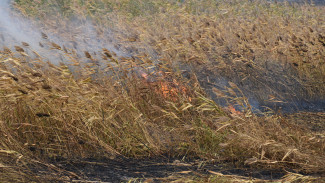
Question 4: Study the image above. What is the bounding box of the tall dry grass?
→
[0,0,324,182]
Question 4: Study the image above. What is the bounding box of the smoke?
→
[0,0,125,65]
[0,0,40,48]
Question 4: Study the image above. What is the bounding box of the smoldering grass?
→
[0,0,324,182]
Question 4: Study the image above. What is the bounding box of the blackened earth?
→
[51,157,288,182]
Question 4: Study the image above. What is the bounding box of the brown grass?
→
[0,0,324,182]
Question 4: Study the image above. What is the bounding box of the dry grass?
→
[113,2,325,104]
[0,0,324,182]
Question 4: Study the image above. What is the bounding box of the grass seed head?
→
[14,46,24,52]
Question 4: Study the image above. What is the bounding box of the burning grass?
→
[0,0,325,182]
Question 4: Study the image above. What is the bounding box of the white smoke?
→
[0,0,41,49]
[0,0,125,64]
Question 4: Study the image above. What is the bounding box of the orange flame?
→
[228,104,241,115]
[140,71,191,101]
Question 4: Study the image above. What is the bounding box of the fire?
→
[139,70,191,101]
[227,104,242,115]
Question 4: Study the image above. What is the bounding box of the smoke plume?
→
[0,0,124,64]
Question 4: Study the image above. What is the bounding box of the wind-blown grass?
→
[0,0,324,182]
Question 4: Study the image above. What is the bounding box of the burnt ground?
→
[285,112,325,132]
[29,112,325,183]
[47,157,288,182]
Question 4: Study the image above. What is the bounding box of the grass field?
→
[0,0,325,182]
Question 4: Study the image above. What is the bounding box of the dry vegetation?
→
[0,0,325,182]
